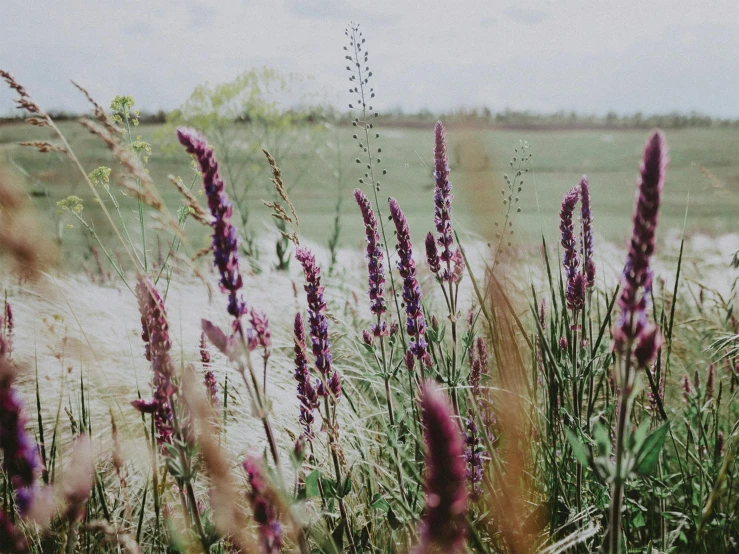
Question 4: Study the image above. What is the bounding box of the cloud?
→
[284,0,392,26]
[1,0,738,117]
[186,2,218,27]
[503,5,550,25]
[123,21,155,36]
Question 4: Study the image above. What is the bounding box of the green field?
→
[2,121,738,269]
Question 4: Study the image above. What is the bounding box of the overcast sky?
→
[3,0,739,117]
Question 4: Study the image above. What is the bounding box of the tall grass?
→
[0,23,737,554]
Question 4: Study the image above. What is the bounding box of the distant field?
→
[1,121,738,269]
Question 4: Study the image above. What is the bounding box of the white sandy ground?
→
[1,230,737,487]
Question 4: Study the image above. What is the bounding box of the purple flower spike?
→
[404,350,416,373]
[579,176,596,288]
[0,510,28,553]
[249,309,271,351]
[293,313,319,439]
[361,329,374,347]
[243,454,282,554]
[132,277,175,445]
[389,198,427,360]
[706,363,715,400]
[681,374,692,404]
[469,338,489,399]
[633,323,662,368]
[354,189,387,317]
[415,382,468,554]
[717,431,725,457]
[560,186,583,310]
[177,128,246,331]
[451,248,465,283]
[425,232,441,276]
[614,130,668,365]
[199,333,218,407]
[296,248,332,376]
[328,371,342,399]
[464,411,485,501]
[0,377,40,517]
[433,122,455,270]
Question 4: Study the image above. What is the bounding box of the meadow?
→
[2,120,739,271]
[0,25,738,554]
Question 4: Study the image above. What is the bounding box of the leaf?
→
[631,419,651,452]
[565,428,590,466]
[387,506,403,530]
[633,421,670,476]
[305,469,320,498]
[340,475,352,498]
[370,494,389,513]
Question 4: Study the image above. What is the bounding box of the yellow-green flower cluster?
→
[56,195,84,215]
[110,95,139,126]
[88,166,111,190]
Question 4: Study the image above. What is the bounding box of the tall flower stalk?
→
[560,183,588,511]
[178,127,281,469]
[131,277,207,543]
[345,24,407,351]
[295,246,356,554]
[389,198,427,364]
[355,188,407,496]
[579,176,595,289]
[132,278,175,445]
[177,128,246,332]
[428,122,466,418]
[292,313,319,440]
[609,130,668,554]
[354,188,387,330]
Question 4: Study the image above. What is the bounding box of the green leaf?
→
[565,428,590,466]
[340,475,352,498]
[370,494,390,513]
[633,421,670,476]
[631,419,651,452]
[632,510,646,529]
[305,469,321,498]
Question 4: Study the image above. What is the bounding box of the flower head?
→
[613,130,668,365]
[425,232,441,276]
[433,122,455,269]
[243,454,282,554]
[0,374,40,516]
[579,176,596,288]
[560,186,583,310]
[296,248,331,373]
[354,189,386,317]
[706,363,715,400]
[389,198,427,360]
[681,374,692,404]
[464,412,485,501]
[293,313,319,439]
[199,333,218,407]
[0,511,27,553]
[177,128,246,330]
[132,277,175,445]
[415,381,468,553]
[249,308,272,351]
[468,338,488,397]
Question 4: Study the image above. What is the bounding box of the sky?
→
[2,0,739,117]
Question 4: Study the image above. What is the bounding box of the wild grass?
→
[0,23,738,554]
